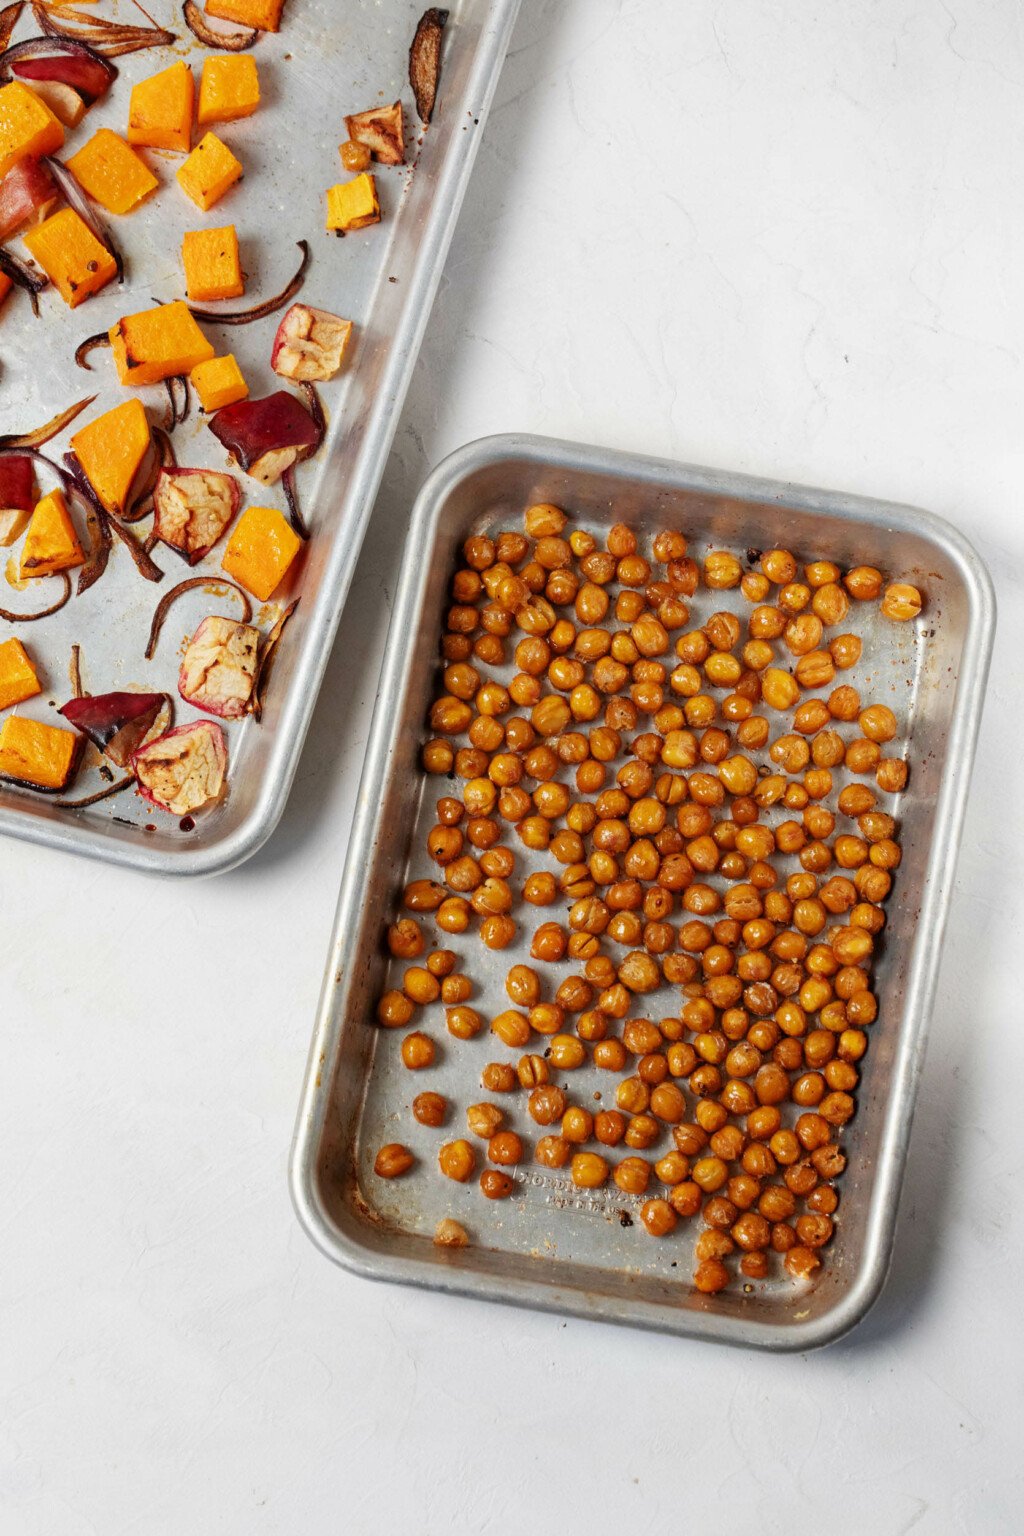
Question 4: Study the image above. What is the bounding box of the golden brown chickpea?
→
[438,1139,476,1182]
[571,1151,610,1188]
[422,738,455,774]
[441,973,473,1005]
[843,565,882,601]
[413,1091,447,1128]
[480,914,517,950]
[881,582,923,621]
[534,1134,571,1168]
[704,551,743,589]
[860,704,897,743]
[517,1053,549,1089]
[466,1102,504,1140]
[482,1062,517,1094]
[387,918,424,959]
[447,1006,483,1041]
[876,757,909,793]
[693,1257,730,1293]
[374,1143,414,1178]
[376,990,414,1029]
[811,583,849,626]
[529,1085,567,1125]
[403,967,441,1006]
[784,1245,822,1280]
[480,1168,515,1200]
[761,668,801,711]
[638,1198,676,1236]
[401,1032,436,1070]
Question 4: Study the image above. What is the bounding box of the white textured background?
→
[3,2,1023,1531]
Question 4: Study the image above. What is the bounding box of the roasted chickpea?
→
[881,582,923,621]
[413,1091,447,1127]
[482,1061,517,1093]
[438,1140,476,1182]
[571,1151,610,1188]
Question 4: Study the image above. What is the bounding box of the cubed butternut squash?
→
[176,131,242,212]
[0,713,78,791]
[190,353,248,412]
[71,398,151,515]
[0,80,64,179]
[22,207,118,308]
[221,503,300,601]
[66,129,158,215]
[109,300,215,386]
[127,61,193,153]
[198,54,260,124]
[205,0,286,32]
[182,224,244,302]
[0,638,41,712]
[326,173,380,233]
[20,488,84,577]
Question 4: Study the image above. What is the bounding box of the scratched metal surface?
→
[0,0,520,873]
[291,433,995,1348]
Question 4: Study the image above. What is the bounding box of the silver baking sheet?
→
[0,0,520,873]
[290,433,995,1349]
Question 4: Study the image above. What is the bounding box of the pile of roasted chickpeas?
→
[372,502,920,1295]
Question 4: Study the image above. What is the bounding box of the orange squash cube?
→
[0,80,64,179]
[66,129,158,215]
[22,207,118,308]
[71,398,151,515]
[326,173,380,233]
[20,488,84,578]
[127,60,193,153]
[205,0,286,32]
[198,54,260,124]
[109,300,215,387]
[0,714,78,790]
[221,504,300,601]
[182,224,244,302]
[176,131,242,212]
[191,354,248,412]
[0,638,41,712]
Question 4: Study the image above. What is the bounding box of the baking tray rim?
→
[289,431,996,1351]
[0,1,523,881]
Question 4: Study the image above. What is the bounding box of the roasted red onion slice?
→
[74,329,111,369]
[44,155,123,284]
[207,390,321,486]
[0,4,24,55]
[0,393,95,450]
[186,240,309,326]
[2,36,118,99]
[60,690,166,767]
[0,156,57,241]
[54,775,133,809]
[0,243,47,314]
[182,0,256,51]
[31,1,176,57]
[145,575,252,660]
[0,570,71,622]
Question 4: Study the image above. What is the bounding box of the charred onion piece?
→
[1,35,118,99]
[0,4,24,55]
[75,500,111,594]
[75,329,111,370]
[409,8,448,124]
[345,101,404,166]
[0,569,71,622]
[162,372,190,429]
[32,2,176,57]
[54,775,132,809]
[208,390,320,485]
[69,641,83,698]
[0,243,47,315]
[145,575,252,660]
[281,461,307,539]
[0,392,96,450]
[107,513,163,582]
[122,441,162,523]
[252,599,297,721]
[44,155,124,284]
[185,239,309,326]
[60,689,165,766]
[132,719,227,816]
[0,155,57,240]
[181,0,255,51]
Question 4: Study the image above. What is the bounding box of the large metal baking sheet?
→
[0,0,520,874]
[290,433,995,1350]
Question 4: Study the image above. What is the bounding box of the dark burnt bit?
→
[746,547,762,565]
[618,1209,633,1227]
[179,815,196,832]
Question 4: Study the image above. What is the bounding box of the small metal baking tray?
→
[0,0,520,875]
[290,433,995,1349]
